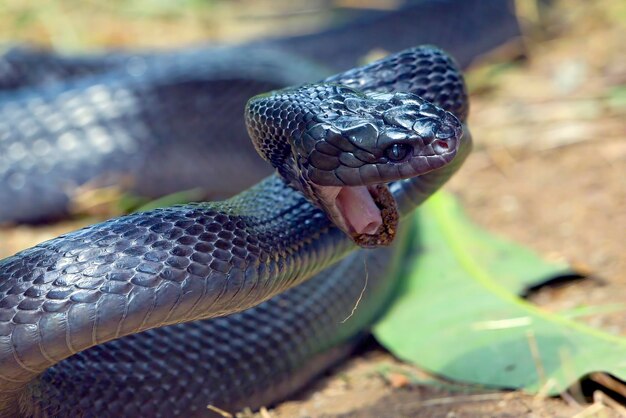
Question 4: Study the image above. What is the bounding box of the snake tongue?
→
[335,186,382,235]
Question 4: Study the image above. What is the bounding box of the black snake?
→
[0,1,520,416]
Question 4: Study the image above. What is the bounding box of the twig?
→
[534,378,557,401]
[561,390,583,409]
[590,372,626,400]
[259,406,272,418]
[560,347,585,405]
[400,392,507,409]
[526,330,546,387]
[594,391,626,417]
[206,404,233,418]
[571,401,606,418]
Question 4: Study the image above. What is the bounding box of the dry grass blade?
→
[594,391,626,417]
[206,404,234,418]
[571,401,607,418]
[399,392,510,410]
[590,373,626,400]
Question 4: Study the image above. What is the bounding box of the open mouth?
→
[316,184,398,248]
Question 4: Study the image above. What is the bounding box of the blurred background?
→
[0,0,624,416]
[0,0,513,50]
[0,0,375,48]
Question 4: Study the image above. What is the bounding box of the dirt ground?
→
[0,1,624,417]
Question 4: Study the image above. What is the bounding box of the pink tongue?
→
[337,186,382,235]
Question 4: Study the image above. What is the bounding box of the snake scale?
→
[0,1,520,416]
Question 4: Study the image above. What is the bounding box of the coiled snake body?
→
[0,43,473,418]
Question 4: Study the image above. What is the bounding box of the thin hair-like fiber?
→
[340,257,369,324]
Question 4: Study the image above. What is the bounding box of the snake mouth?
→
[316,184,398,248]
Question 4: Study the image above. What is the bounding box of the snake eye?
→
[385,143,411,162]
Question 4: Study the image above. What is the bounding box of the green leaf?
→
[374,192,626,394]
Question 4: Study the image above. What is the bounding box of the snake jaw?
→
[315,183,398,248]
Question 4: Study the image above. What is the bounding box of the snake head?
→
[293,90,463,247]
[246,84,463,248]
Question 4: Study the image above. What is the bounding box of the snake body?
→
[0,46,471,417]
